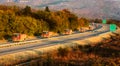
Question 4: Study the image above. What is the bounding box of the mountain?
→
[0,0,120,20]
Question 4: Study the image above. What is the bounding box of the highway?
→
[0,23,110,56]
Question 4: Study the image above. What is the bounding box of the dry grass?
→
[21,34,120,66]
[0,51,40,66]
[0,39,8,44]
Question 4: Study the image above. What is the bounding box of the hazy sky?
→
[0,0,120,19]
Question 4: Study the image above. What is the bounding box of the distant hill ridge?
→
[0,0,120,20]
[3,0,29,3]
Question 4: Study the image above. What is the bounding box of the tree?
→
[23,6,32,16]
[78,18,89,27]
[94,19,102,23]
[45,6,50,12]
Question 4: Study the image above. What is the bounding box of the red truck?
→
[41,31,52,38]
[12,33,27,42]
[64,29,72,35]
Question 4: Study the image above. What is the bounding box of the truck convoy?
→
[11,23,97,41]
[12,33,27,42]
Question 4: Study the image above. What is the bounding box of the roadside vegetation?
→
[0,5,89,40]
[19,34,120,66]
[0,34,119,66]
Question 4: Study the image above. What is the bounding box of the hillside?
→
[0,5,89,40]
[0,0,120,20]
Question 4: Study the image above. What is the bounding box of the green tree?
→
[45,6,50,12]
[14,16,38,36]
[23,6,32,16]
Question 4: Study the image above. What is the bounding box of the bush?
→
[57,47,69,57]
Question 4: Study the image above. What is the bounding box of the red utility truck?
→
[12,33,27,42]
[41,31,52,38]
[64,29,72,35]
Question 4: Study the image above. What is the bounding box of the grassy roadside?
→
[18,34,120,66]
[0,34,120,66]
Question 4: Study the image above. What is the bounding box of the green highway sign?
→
[110,24,117,32]
[102,19,107,24]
